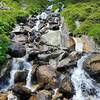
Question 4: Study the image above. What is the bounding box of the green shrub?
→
[0,0,48,64]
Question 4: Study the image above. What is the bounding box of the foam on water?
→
[71,55,100,100]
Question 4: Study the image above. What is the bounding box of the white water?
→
[34,20,40,31]
[71,55,100,100]
[7,57,33,90]
[24,62,32,89]
[9,58,20,87]
[73,37,83,52]
[47,5,53,10]
[8,92,18,100]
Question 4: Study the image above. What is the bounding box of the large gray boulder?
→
[8,43,26,58]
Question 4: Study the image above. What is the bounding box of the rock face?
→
[36,65,57,87]
[8,43,26,58]
[83,53,100,82]
[14,70,28,83]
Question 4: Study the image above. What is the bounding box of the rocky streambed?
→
[0,4,100,100]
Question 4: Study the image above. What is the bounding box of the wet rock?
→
[83,53,100,82]
[36,65,57,87]
[59,76,74,98]
[0,93,8,100]
[14,70,28,83]
[8,43,26,58]
[11,84,32,100]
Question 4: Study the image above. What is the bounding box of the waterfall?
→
[6,57,33,90]
[23,61,33,89]
[71,55,100,100]
[9,58,20,87]
[34,20,40,31]
[73,37,83,52]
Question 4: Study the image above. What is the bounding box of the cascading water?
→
[71,55,100,100]
[70,33,100,100]
[73,37,83,52]
[9,58,20,87]
[1,56,33,91]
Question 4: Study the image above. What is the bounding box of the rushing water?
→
[0,3,100,100]
[73,37,83,52]
[71,55,100,100]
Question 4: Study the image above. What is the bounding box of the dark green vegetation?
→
[52,0,100,44]
[0,0,48,64]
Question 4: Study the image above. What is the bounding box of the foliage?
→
[0,0,48,64]
[60,0,100,44]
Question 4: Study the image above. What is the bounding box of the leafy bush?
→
[60,0,100,44]
[0,0,48,64]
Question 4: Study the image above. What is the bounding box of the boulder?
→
[59,76,74,98]
[83,53,100,82]
[42,30,61,46]
[36,65,57,87]
[11,84,32,100]
[14,70,28,83]
[8,43,26,58]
